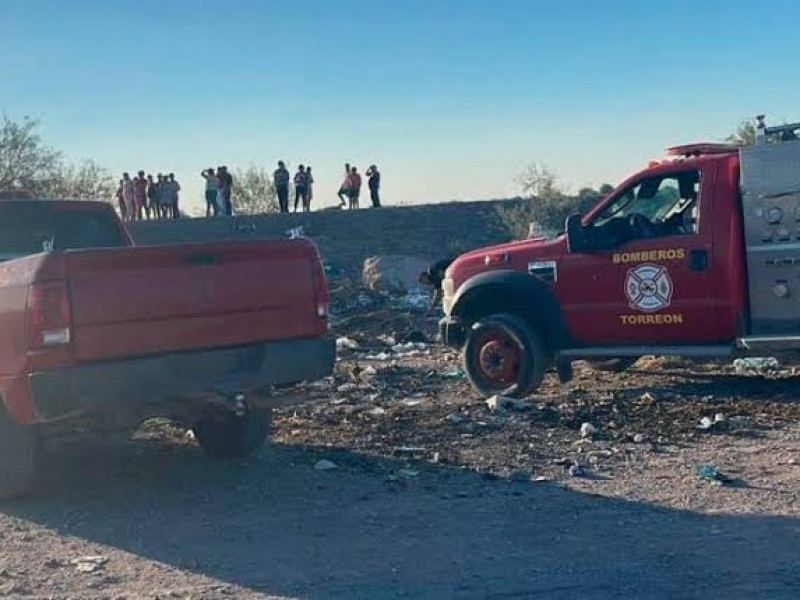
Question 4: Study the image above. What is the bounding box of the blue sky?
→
[2,0,799,213]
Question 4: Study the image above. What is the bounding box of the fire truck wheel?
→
[587,357,638,373]
[193,406,272,459]
[0,406,36,500]
[463,313,547,398]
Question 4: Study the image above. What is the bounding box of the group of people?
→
[336,163,381,210]
[200,166,235,217]
[273,161,314,213]
[116,172,181,221]
[271,161,382,213]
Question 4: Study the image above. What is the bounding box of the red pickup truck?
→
[440,116,800,397]
[0,199,334,498]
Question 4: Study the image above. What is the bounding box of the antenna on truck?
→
[755,114,800,145]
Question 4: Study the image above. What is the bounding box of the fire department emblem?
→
[625,263,673,312]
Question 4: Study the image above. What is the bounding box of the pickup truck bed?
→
[0,200,334,498]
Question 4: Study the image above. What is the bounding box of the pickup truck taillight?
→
[27,281,72,349]
[312,260,329,318]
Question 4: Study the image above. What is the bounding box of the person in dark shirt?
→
[366,165,381,208]
[293,165,308,212]
[419,256,457,308]
[274,161,290,213]
[218,166,233,216]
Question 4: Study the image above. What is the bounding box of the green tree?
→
[0,115,61,195]
[232,166,278,215]
[727,120,756,146]
[0,115,113,200]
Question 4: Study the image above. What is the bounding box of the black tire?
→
[463,313,548,398]
[0,407,36,500]
[588,357,638,373]
[193,406,272,459]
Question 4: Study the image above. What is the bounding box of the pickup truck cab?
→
[0,199,334,498]
[440,116,800,397]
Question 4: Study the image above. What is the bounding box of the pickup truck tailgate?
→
[64,239,325,362]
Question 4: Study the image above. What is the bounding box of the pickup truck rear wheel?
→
[0,408,36,500]
[193,406,272,459]
[463,313,548,398]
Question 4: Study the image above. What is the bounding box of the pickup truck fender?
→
[449,269,571,351]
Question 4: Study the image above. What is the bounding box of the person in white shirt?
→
[201,168,219,217]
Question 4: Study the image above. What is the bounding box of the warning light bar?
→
[664,142,739,157]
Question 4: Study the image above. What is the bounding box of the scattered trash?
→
[360,365,378,378]
[286,226,305,239]
[444,412,464,425]
[697,413,726,430]
[314,459,338,471]
[70,556,108,574]
[336,337,360,350]
[401,396,427,407]
[633,433,646,444]
[532,476,550,482]
[185,429,196,441]
[336,383,359,393]
[568,464,586,478]
[697,465,730,483]
[733,357,780,375]
[367,407,387,417]
[640,392,658,403]
[395,446,426,455]
[395,290,432,312]
[365,352,392,361]
[580,422,597,438]
[442,368,465,380]
[486,395,530,412]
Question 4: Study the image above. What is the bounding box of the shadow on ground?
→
[4,437,800,599]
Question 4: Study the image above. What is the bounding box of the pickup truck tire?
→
[588,358,638,373]
[193,406,272,459]
[0,408,36,500]
[463,313,547,398]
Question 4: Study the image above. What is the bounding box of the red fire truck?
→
[440,116,800,397]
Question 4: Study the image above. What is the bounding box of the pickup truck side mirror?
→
[565,213,588,253]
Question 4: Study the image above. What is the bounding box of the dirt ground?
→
[4,297,800,598]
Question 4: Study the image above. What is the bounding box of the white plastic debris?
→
[697,413,726,430]
[336,337,360,350]
[486,395,529,412]
[580,422,597,438]
[70,556,108,573]
[313,459,338,471]
[733,357,780,375]
[633,433,645,444]
[367,407,387,417]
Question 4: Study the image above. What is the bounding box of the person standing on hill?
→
[337,162,351,208]
[202,168,219,217]
[217,166,233,216]
[305,166,314,212]
[146,174,159,220]
[115,180,127,221]
[133,171,147,220]
[293,165,308,212]
[347,166,362,210]
[121,173,135,221]
[167,173,181,219]
[366,165,381,208]
[273,161,290,213]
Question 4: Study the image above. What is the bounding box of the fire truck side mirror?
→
[565,213,588,253]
